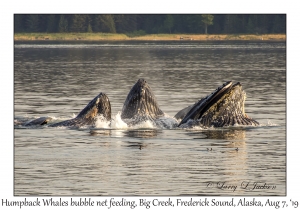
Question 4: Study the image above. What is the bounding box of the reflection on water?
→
[89,129,111,136]
[14,41,286,196]
[203,129,247,140]
[89,129,160,139]
[124,129,160,139]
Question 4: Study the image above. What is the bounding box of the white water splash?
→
[111,112,128,129]
[45,115,61,121]
[186,126,205,131]
[131,120,155,129]
[94,115,111,129]
[266,120,277,126]
[111,112,157,129]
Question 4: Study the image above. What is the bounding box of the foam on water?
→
[111,112,128,129]
[111,113,179,130]
[94,115,111,129]
[111,112,157,129]
[259,120,278,127]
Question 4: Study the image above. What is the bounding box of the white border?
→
[3,1,298,209]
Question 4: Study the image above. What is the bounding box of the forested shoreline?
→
[14,33,285,41]
[14,14,286,35]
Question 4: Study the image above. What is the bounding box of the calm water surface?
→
[14,41,286,196]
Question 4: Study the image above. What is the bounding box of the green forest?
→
[14,14,286,35]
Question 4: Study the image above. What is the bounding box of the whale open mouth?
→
[178,81,233,126]
[121,78,164,120]
[177,81,259,127]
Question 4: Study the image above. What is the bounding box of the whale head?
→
[121,78,164,121]
[178,81,259,127]
[76,92,111,123]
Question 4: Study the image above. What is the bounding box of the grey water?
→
[14,40,286,196]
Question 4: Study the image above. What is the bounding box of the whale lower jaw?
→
[210,115,259,127]
[49,117,98,128]
[179,115,259,128]
[122,115,156,127]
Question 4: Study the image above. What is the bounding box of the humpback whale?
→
[20,79,258,129]
[23,92,111,127]
[121,78,167,127]
[175,81,259,128]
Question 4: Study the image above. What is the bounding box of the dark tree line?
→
[14,14,286,34]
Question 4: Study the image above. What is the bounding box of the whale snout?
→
[137,78,147,84]
[96,92,111,121]
[136,78,149,89]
